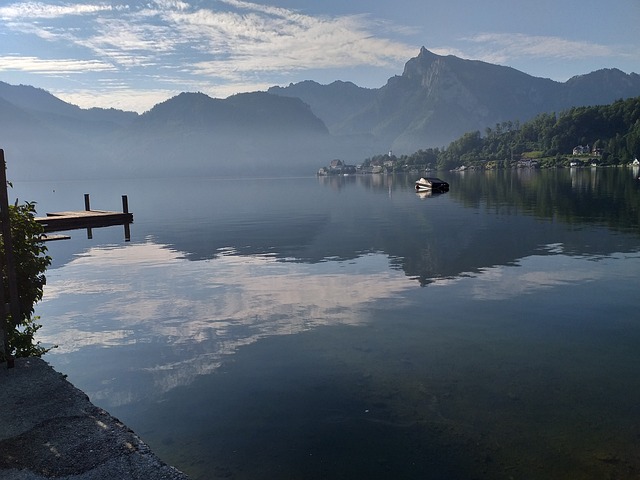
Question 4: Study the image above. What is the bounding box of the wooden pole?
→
[122,195,130,241]
[0,150,21,368]
[84,194,93,239]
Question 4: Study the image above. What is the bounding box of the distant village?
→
[317,152,417,176]
[317,159,375,176]
[317,145,639,175]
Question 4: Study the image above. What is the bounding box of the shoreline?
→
[0,357,189,480]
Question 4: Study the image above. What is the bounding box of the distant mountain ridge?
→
[268,80,377,133]
[0,86,332,179]
[140,91,328,134]
[0,81,137,127]
[564,68,640,105]
[269,47,640,151]
[1,48,639,180]
[110,91,332,178]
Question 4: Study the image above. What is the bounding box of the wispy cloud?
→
[0,0,414,78]
[0,55,115,74]
[157,1,415,79]
[0,2,116,20]
[469,253,600,301]
[457,32,615,64]
[39,242,413,401]
[0,0,416,110]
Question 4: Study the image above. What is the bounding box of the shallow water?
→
[14,168,640,479]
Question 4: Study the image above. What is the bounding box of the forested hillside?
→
[367,96,640,171]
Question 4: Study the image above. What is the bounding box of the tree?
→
[1,199,52,362]
[626,120,640,160]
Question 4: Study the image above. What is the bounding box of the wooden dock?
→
[34,194,133,240]
[35,209,133,233]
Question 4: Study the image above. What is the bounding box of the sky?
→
[0,0,638,113]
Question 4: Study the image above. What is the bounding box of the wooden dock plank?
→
[35,210,133,233]
[44,210,121,218]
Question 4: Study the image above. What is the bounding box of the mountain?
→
[0,87,336,179]
[0,81,136,129]
[268,81,377,134]
[2,47,640,180]
[105,91,336,178]
[0,82,138,180]
[564,68,640,105]
[137,91,328,134]
[269,47,640,152]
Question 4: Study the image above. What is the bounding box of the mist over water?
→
[14,168,640,479]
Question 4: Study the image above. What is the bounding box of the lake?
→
[13,167,640,479]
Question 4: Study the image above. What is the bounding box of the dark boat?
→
[415,177,449,192]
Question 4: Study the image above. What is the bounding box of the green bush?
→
[1,200,52,361]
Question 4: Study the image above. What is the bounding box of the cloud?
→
[0,55,115,74]
[469,253,601,301]
[0,0,415,84]
[0,0,418,110]
[459,32,615,64]
[153,0,190,10]
[159,1,414,80]
[37,241,414,402]
[0,2,115,20]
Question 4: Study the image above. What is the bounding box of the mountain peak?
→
[418,46,438,58]
[567,67,637,84]
[402,47,442,81]
[563,68,640,105]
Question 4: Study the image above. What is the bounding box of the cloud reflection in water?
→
[37,238,414,405]
[38,238,640,407]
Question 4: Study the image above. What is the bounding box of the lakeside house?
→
[573,144,604,156]
[573,145,590,155]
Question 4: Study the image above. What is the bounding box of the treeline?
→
[364,96,640,171]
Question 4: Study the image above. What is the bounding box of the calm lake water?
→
[13,167,640,479]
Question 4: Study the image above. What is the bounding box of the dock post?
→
[84,194,93,239]
[122,195,131,241]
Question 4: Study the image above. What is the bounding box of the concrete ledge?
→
[0,357,189,480]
